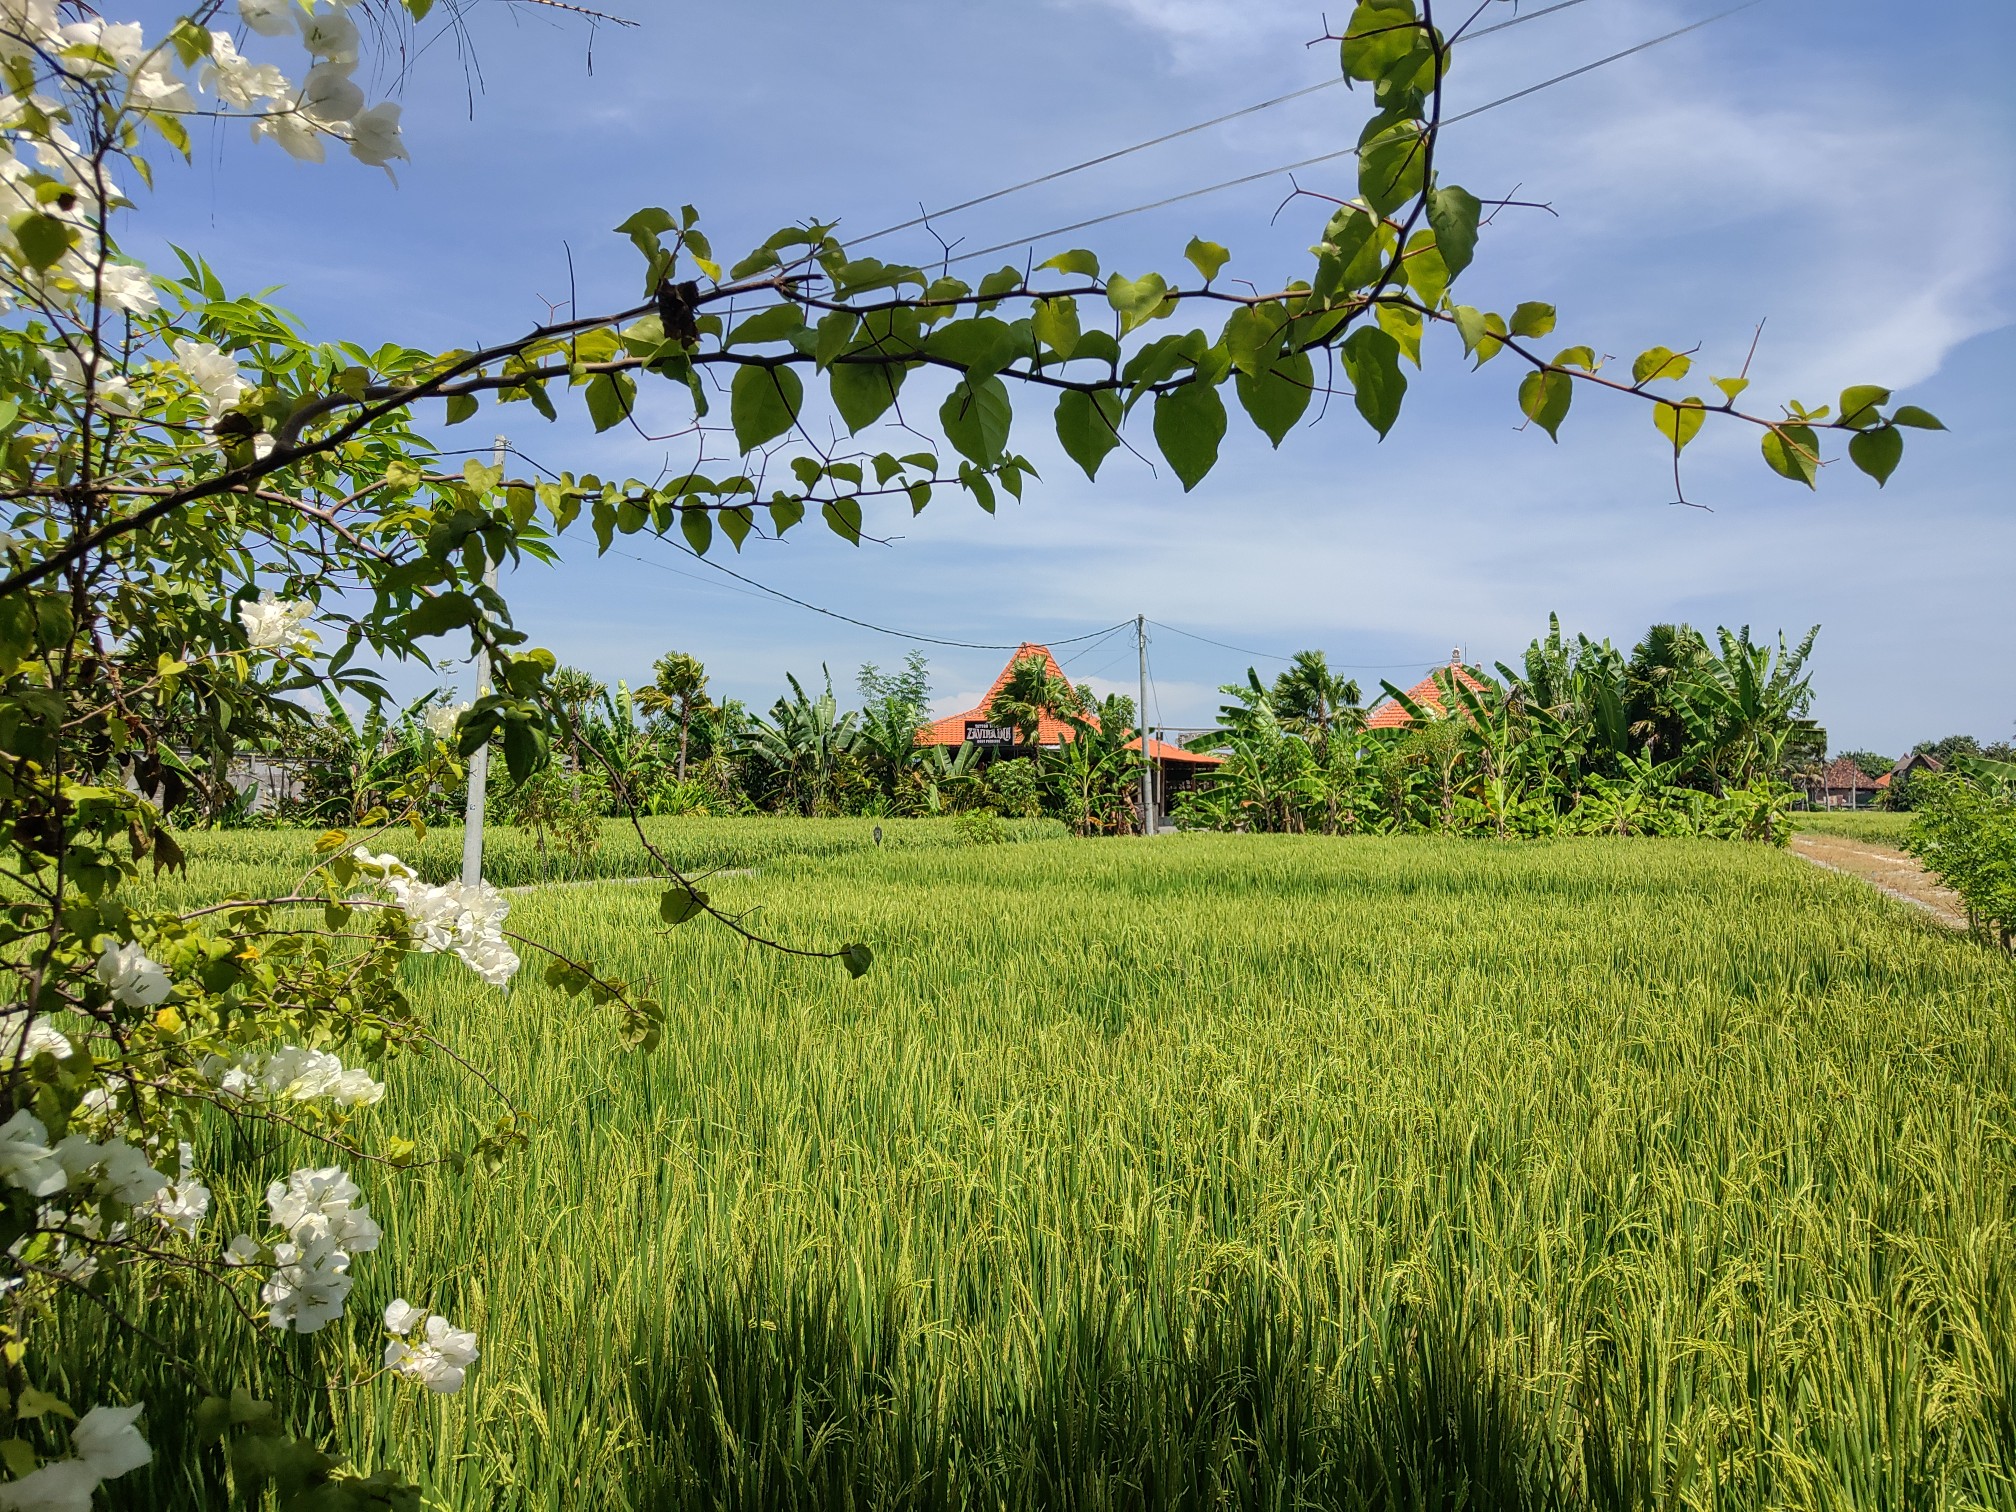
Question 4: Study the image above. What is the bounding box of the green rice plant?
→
[1794,810,1914,844]
[73,834,2016,1509]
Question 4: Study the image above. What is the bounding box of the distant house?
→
[1873,751,1944,801]
[917,642,1223,816]
[1364,653,1487,731]
[1815,755,1877,809]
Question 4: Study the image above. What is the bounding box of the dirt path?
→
[1790,832,1968,930]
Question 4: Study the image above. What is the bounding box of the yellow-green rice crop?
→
[71,833,2016,1509]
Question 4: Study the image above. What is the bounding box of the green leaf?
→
[822,498,864,544]
[1032,297,1080,359]
[1891,405,1945,430]
[1652,396,1705,452]
[1225,302,1288,376]
[1452,305,1506,366]
[939,376,1012,465]
[1056,389,1123,480]
[1400,231,1448,311]
[1631,346,1691,385]
[1761,424,1819,487]
[1375,301,1423,365]
[1426,183,1481,279]
[1342,325,1407,439]
[1106,271,1170,335]
[829,360,902,433]
[1340,0,1420,81]
[583,371,635,433]
[403,592,477,639]
[718,504,753,549]
[1038,248,1100,279]
[1153,380,1226,491]
[12,213,73,271]
[444,393,478,426]
[1235,349,1313,447]
[725,304,806,348]
[1551,346,1596,371]
[1848,424,1903,486]
[768,496,805,535]
[840,942,873,979]
[924,317,1020,383]
[730,365,803,451]
[658,885,708,925]
[1836,384,1890,429]
[1184,237,1230,283]
[678,506,713,555]
[1508,302,1555,339]
[1517,368,1572,441]
[1358,112,1427,217]
[1711,375,1749,403]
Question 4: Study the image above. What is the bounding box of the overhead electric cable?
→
[944,0,1759,268]
[1148,620,1449,669]
[852,0,1599,252]
[614,543,1129,651]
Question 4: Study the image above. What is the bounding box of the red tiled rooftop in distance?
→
[1364,663,1487,730]
[917,643,1222,765]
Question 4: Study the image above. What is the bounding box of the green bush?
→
[1905,775,2016,949]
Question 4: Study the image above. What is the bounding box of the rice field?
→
[1793,810,1913,845]
[76,831,2016,1510]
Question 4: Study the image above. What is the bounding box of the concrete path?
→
[1789,832,1967,930]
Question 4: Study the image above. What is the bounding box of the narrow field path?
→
[1791,831,1968,929]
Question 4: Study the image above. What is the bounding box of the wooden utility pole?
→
[1137,614,1153,835]
[460,435,505,885]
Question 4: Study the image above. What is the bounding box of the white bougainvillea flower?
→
[347,101,407,173]
[261,1234,352,1332]
[352,849,415,878]
[95,262,157,315]
[205,32,290,108]
[0,1455,101,1512]
[266,1165,379,1254]
[300,60,362,122]
[2,1014,74,1062]
[94,941,170,1008]
[237,590,317,653]
[251,107,326,163]
[297,7,360,64]
[141,1146,209,1239]
[53,1136,167,1207]
[222,1234,260,1267]
[383,1308,480,1394]
[0,1111,67,1198]
[460,933,521,988]
[71,1404,151,1480]
[238,0,295,38]
[423,702,468,739]
[168,337,247,415]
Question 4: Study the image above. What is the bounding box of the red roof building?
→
[1364,656,1488,730]
[919,645,1217,774]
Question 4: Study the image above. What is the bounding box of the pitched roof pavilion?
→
[918,643,1222,765]
[1364,655,1488,730]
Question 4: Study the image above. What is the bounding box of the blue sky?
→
[143,0,2014,753]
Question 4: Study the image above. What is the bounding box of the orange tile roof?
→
[1364,661,1487,729]
[918,644,1222,765]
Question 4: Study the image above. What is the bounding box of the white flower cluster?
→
[137,1142,209,1240]
[241,1166,380,1333]
[238,0,406,172]
[0,1014,74,1064]
[378,862,521,988]
[204,1044,384,1108]
[424,701,470,739]
[0,1401,150,1512]
[382,1300,480,1394]
[238,589,318,652]
[0,1112,167,1209]
[93,941,170,1008]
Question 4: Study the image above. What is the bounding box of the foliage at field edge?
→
[1906,763,2016,949]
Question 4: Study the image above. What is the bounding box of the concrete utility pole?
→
[459,435,506,885]
[1137,614,1153,836]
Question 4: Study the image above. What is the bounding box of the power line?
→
[854,0,1599,253]
[613,541,1130,652]
[946,1,1761,268]
[1148,620,1448,669]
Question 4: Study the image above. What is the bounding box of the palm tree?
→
[548,664,605,772]
[636,650,711,782]
[855,695,926,800]
[985,653,1081,768]
[1625,624,1709,764]
[1271,650,1362,744]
